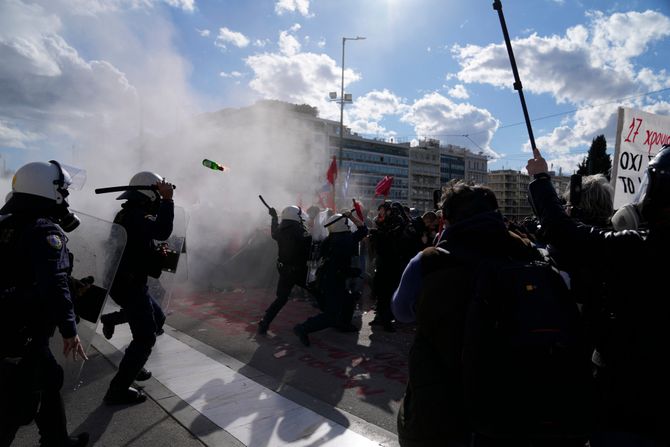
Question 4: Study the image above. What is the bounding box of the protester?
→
[394,180,591,447]
[369,201,419,332]
[527,145,670,446]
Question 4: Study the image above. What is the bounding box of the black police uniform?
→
[0,208,86,446]
[103,199,173,404]
[296,224,368,341]
[258,213,312,333]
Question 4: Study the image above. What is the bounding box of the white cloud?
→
[253,38,270,48]
[219,70,242,78]
[275,0,310,17]
[278,30,301,56]
[401,92,500,158]
[447,84,469,99]
[163,0,195,11]
[0,120,41,148]
[52,0,195,14]
[289,23,301,32]
[245,49,360,114]
[215,27,250,49]
[350,89,408,122]
[317,38,326,48]
[0,0,137,137]
[347,89,407,138]
[196,28,210,37]
[452,9,670,160]
[349,119,396,139]
[453,10,670,105]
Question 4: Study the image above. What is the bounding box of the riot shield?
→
[52,211,126,392]
[147,205,187,312]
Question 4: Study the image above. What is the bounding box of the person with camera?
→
[0,161,89,446]
[293,211,367,346]
[369,201,419,332]
[102,172,174,405]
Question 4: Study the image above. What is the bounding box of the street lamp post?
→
[330,36,365,207]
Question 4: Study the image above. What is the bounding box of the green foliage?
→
[577,135,612,179]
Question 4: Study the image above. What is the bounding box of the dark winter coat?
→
[398,211,543,446]
[529,176,669,442]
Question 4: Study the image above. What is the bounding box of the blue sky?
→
[1,0,670,174]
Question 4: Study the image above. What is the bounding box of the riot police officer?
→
[258,205,312,335]
[102,171,174,405]
[293,212,368,346]
[0,161,89,447]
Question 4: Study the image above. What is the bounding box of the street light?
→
[329,36,365,207]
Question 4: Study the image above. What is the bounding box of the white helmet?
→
[280,205,307,223]
[118,171,163,201]
[12,160,72,205]
[325,213,351,233]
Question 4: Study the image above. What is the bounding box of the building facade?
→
[488,169,572,220]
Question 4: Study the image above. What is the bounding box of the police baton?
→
[323,208,356,228]
[95,184,176,194]
[258,195,272,210]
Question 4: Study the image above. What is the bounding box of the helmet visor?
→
[61,163,87,191]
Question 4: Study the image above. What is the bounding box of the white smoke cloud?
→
[0,0,328,288]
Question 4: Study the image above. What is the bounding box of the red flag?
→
[352,199,364,221]
[374,176,394,197]
[326,156,338,185]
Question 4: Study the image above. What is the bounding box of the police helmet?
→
[117,171,163,201]
[9,160,81,232]
[12,160,72,205]
[324,213,351,233]
[280,205,307,223]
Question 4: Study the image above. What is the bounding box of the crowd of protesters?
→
[258,144,670,447]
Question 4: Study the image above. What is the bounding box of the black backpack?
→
[451,248,594,439]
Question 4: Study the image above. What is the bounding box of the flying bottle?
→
[202,159,227,171]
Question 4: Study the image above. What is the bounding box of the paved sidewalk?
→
[10,339,222,447]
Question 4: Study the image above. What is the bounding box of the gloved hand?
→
[269,207,278,218]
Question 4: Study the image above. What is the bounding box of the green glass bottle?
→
[202,159,224,171]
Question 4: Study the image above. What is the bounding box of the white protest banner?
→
[611,107,670,209]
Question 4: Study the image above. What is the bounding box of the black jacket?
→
[113,199,174,287]
[271,217,311,268]
[398,211,542,445]
[0,212,77,347]
[529,176,669,441]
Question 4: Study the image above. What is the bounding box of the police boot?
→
[64,433,89,447]
[40,432,89,447]
[136,368,152,381]
[293,324,310,347]
[257,320,269,335]
[103,386,147,405]
[100,315,114,340]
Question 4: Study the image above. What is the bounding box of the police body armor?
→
[0,214,34,359]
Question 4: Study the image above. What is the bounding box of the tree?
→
[577,134,611,179]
